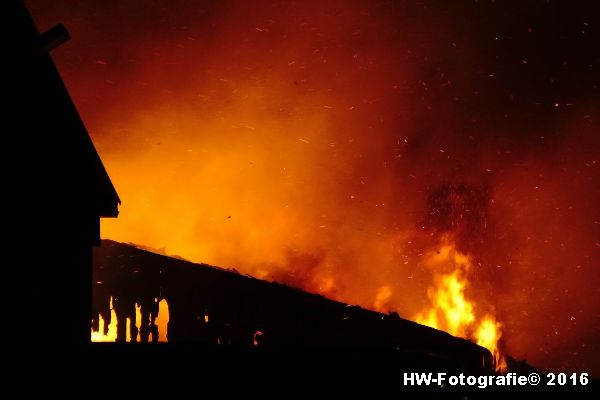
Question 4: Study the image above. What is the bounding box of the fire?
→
[416,238,505,371]
[475,316,506,369]
[91,297,170,342]
[417,270,474,336]
[32,0,600,375]
[90,300,119,342]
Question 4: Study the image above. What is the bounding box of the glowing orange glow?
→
[253,330,263,346]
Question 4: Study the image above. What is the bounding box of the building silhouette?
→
[94,240,497,374]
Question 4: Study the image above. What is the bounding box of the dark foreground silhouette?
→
[7,0,119,351]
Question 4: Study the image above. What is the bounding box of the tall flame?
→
[416,238,506,371]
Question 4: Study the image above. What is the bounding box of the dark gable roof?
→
[8,0,120,218]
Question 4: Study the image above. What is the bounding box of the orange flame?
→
[416,270,475,337]
[91,297,170,342]
[416,238,505,371]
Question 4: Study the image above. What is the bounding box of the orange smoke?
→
[94,0,427,318]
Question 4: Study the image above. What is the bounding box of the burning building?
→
[19,0,600,380]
